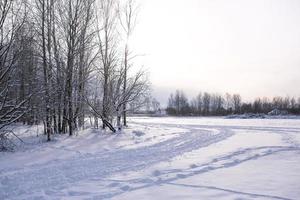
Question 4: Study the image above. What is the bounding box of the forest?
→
[166,90,300,116]
[0,0,148,144]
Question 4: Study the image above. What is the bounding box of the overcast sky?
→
[130,0,300,106]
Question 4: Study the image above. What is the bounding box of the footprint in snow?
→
[108,182,120,187]
[68,191,90,196]
[176,174,187,178]
[190,164,198,169]
[152,170,161,176]
[133,131,145,137]
[1,177,8,185]
[156,177,163,183]
[140,178,154,183]
[85,153,93,157]
[120,185,131,191]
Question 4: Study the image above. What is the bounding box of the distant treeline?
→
[166,90,300,116]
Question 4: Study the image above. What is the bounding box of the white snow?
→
[1,117,300,200]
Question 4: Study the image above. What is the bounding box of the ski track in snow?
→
[1,119,300,199]
[0,126,233,199]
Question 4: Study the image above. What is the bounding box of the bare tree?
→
[57,0,96,136]
[35,0,53,140]
[112,69,148,130]
[0,0,30,148]
[118,0,138,127]
[0,0,149,144]
[202,92,210,115]
[232,94,241,114]
[96,0,119,129]
[225,93,233,114]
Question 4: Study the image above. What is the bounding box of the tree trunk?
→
[41,0,51,141]
[122,45,128,127]
[116,107,121,131]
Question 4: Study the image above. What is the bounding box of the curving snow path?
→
[1,117,300,199]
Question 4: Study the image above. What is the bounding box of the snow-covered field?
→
[1,117,300,200]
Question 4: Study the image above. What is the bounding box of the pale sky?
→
[130,0,300,105]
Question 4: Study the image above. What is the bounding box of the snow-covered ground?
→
[1,117,300,200]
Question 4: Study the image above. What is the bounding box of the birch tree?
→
[0,0,29,148]
[118,0,138,127]
[96,0,119,129]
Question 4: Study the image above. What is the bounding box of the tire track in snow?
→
[0,127,234,199]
